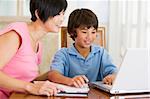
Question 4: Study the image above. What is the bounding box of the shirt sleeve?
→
[50,48,67,75]
[101,49,118,77]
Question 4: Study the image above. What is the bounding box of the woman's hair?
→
[30,0,68,22]
[67,8,98,41]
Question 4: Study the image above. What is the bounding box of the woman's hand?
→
[25,80,61,96]
[69,75,89,88]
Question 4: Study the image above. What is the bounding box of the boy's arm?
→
[33,71,49,81]
[101,49,118,85]
[102,73,116,85]
[48,70,73,86]
[101,49,118,76]
[48,70,89,87]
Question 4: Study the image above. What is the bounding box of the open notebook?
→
[54,83,89,97]
[89,48,150,94]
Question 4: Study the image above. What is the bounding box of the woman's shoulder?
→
[9,22,26,26]
[9,22,27,30]
[1,22,27,34]
[0,22,26,34]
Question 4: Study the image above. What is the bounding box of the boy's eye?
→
[81,31,87,33]
[92,32,96,34]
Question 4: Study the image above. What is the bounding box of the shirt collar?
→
[68,43,101,57]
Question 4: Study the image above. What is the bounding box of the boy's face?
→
[75,26,97,49]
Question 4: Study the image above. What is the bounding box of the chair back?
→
[61,27,106,48]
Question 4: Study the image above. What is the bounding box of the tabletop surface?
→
[9,87,150,99]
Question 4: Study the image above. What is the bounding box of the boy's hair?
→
[30,0,67,23]
[67,8,98,41]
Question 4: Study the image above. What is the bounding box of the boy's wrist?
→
[65,77,73,86]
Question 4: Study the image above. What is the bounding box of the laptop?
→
[89,48,150,94]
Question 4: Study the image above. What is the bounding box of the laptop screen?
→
[111,48,149,93]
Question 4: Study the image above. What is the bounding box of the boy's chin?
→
[83,45,91,48]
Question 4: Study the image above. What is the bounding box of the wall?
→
[62,0,109,26]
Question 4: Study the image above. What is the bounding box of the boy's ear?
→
[69,32,76,41]
[70,33,74,36]
[35,10,40,19]
[70,33,74,38]
[71,32,77,37]
[96,34,98,37]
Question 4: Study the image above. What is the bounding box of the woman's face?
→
[44,11,65,33]
[75,26,97,49]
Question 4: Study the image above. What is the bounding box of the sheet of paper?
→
[55,83,89,93]
[55,92,88,97]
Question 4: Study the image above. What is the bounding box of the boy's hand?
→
[71,75,89,88]
[102,74,116,85]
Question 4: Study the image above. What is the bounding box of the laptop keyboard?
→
[92,81,112,90]
[101,82,112,89]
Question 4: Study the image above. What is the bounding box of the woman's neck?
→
[28,21,47,42]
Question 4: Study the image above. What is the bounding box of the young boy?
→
[48,8,117,88]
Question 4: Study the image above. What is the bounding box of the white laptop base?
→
[90,48,150,94]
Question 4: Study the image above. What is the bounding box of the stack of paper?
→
[54,83,89,97]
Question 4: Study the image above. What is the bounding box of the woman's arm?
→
[0,31,20,68]
[0,71,29,92]
[0,71,59,96]
[0,31,31,92]
[48,70,72,85]
[0,31,58,96]
[0,31,26,91]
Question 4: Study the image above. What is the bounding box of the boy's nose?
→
[86,33,92,39]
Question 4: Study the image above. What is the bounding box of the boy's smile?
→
[75,27,97,49]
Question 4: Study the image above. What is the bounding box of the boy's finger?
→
[76,79,83,87]
[82,75,89,83]
[73,81,80,88]
[78,76,86,85]
[102,78,108,84]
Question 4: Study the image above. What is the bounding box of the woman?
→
[0,0,67,98]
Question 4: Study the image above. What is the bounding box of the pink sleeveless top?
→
[0,22,42,97]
